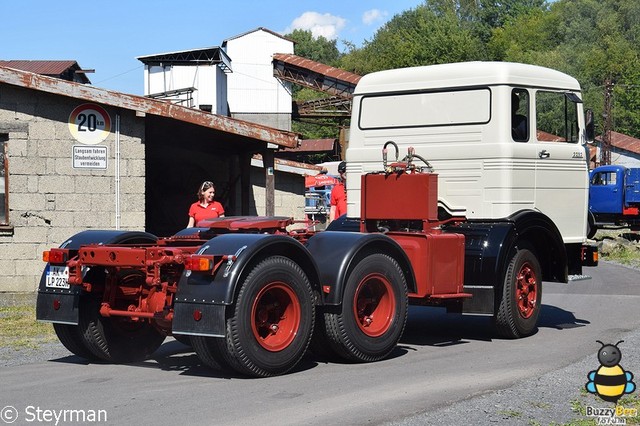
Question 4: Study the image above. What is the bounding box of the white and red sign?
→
[68,103,111,145]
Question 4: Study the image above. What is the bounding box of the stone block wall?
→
[0,86,145,292]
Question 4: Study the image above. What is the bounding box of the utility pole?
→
[601,78,613,166]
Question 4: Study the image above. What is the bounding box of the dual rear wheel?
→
[192,253,409,376]
[53,268,166,363]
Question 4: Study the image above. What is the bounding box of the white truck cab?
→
[346,61,590,244]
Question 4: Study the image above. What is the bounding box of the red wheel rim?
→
[352,273,395,337]
[515,262,538,319]
[251,282,301,352]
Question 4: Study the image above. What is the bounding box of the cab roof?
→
[354,61,581,95]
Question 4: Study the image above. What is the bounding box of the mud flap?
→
[36,291,80,325]
[172,302,226,337]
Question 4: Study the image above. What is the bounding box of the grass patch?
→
[0,304,57,349]
[498,409,523,418]
[603,247,640,268]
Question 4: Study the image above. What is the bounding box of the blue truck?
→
[588,165,640,238]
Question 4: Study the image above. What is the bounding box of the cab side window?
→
[536,91,580,143]
[512,89,529,142]
[591,171,615,186]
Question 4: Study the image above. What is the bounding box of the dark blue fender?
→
[304,231,416,306]
[36,230,158,325]
[172,233,320,337]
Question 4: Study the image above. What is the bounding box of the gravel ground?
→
[384,327,640,426]
[0,340,70,368]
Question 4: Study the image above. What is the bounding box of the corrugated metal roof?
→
[610,131,640,155]
[0,60,91,84]
[252,154,322,176]
[272,53,361,86]
[0,65,298,148]
[0,60,78,75]
[281,138,336,152]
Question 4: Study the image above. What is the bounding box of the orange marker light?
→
[43,249,68,264]
[185,255,213,271]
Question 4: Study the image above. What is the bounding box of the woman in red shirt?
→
[187,181,225,227]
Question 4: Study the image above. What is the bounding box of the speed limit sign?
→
[68,103,111,145]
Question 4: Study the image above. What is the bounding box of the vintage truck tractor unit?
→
[37,147,597,377]
[37,62,599,377]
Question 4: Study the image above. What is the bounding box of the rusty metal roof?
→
[0,65,298,148]
[610,131,640,155]
[272,54,361,86]
[0,60,92,84]
[281,138,337,153]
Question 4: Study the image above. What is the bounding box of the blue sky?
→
[1,1,425,95]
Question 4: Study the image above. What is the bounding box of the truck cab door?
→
[589,169,623,214]
[532,91,589,242]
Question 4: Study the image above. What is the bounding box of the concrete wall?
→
[250,168,305,219]
[0,85,145,292]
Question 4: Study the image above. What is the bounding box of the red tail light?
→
[43,249,69,264]
[184,255,214,272]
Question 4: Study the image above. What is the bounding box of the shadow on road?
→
[46,304,589,378]
[537,304,590,330]
[399,303,590,348]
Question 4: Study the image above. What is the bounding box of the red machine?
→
[38,148,557,377]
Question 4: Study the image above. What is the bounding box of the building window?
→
[0,136,8,225]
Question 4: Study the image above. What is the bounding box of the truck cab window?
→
[591,171,615,186]
[512,89,529,142]
[536,91,580,143]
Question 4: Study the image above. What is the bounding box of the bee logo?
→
[586,340,636,403]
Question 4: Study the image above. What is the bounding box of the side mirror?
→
[585,109,595,143]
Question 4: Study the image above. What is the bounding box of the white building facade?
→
[223,28,294,131]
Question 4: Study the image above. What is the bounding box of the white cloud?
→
[287,11,347,40]
[362,9,387,25]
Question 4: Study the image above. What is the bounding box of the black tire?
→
[53,322,100,361]
[78,269,166,363]
[320,253,408,362]
[172,334,191,346]
[191,335,234,372]
[194,256,315,377]
[494,247,542,338]
[587,212,597,239]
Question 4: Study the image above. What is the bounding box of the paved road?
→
[0,262,638,426]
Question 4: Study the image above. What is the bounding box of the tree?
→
[340,4,487,75]
[285,29,341,66]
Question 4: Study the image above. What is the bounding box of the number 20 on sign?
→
[68,103,111,145]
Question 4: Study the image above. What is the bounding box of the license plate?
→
[45,265,70,289]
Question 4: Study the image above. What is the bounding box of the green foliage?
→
[285,29,341,67]
[340,4,488,75]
